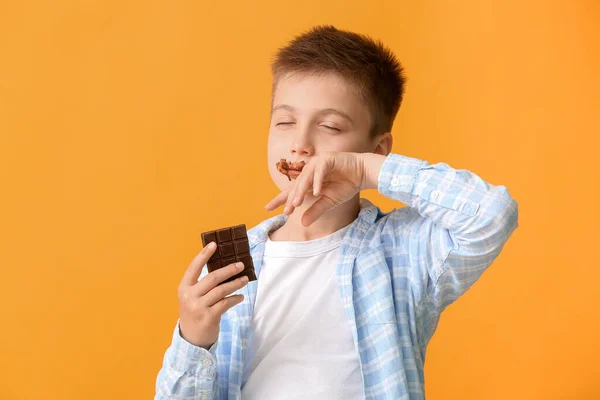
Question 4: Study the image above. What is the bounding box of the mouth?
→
[275,158,306,181]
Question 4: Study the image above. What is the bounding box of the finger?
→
[181,242,217,286]
[202,274,249,307]
[283,185,297,215]
[265,188,291,211]
[283,180,299,215]
[312,162,325,197]
[292,163,316,207]
[211,294,245,316]
[195,261,245,297]
[301,195,338,227]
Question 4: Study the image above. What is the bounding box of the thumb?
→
[301,196,338,227]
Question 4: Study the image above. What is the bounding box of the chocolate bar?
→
[201,224,257,285]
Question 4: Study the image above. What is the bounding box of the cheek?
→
[267,131,292,191]
[326,136,369,154]
[267,131,285,168]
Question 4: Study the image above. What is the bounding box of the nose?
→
[289,126,315,157]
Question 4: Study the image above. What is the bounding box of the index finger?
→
[292,162,317,207]
[181,242,217,286]
[265,187,292,211]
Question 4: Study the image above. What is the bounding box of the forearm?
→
[361,152,518,250]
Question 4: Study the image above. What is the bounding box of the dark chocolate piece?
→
[201,224,256,285]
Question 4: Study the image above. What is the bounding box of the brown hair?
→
[271,25,406,137]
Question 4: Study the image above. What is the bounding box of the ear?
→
[372,132,393,156]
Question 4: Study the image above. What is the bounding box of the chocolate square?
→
[232,225,246,240]
[234,239,250,255]
[219,242,235,258]
[237,254,253,269]
[216,228,232,242]
[207,260,221,271]
[203,231,217,245]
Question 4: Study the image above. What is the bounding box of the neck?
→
[269,194,361,242]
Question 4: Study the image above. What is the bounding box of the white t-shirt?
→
[241,223,364,400]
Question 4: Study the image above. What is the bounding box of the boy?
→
[155,25,519,400]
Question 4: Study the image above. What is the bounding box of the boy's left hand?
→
[264,152,367,227]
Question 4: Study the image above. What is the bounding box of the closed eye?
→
[276,122,295,126]
[321,125,341,132]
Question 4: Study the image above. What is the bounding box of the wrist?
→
[178,323,212,349]
[359,153,387,190]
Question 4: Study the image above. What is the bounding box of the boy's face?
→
[267,72,376,192]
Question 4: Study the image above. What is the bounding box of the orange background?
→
[1,1,598,399]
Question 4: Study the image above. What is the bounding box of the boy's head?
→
[267,25,406,191]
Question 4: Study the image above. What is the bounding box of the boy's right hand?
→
[178,242,249,349]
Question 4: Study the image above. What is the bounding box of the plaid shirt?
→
[156,153,519,400]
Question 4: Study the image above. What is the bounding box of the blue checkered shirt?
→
[156,153,519,399]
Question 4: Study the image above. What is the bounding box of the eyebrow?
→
[271,104,354,124]
[271,104,296,115]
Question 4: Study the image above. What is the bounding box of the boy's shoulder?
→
[358,204,424,247]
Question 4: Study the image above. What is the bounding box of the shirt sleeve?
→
[377,153,519,340]
[155,319,219,400]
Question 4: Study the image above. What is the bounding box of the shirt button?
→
[391,176,400,186]
[430,190,440,199]
[200,394,208,400]
[203,358,213,366]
